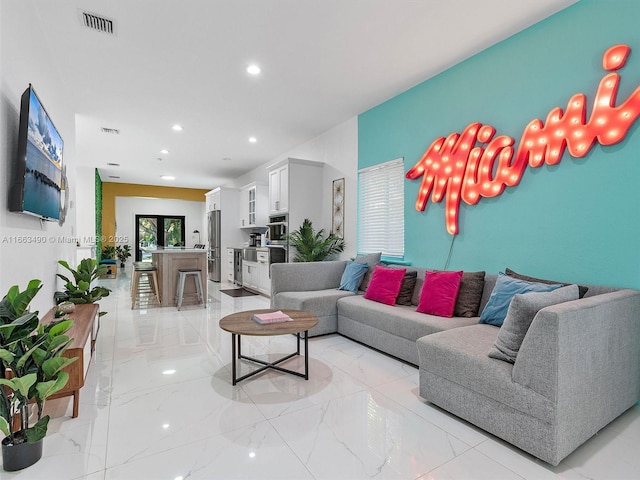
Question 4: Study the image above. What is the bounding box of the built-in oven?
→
[267,214,288,244]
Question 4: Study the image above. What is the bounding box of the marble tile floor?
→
[3,272,638,479]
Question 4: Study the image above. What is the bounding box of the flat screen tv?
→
[9,84,64,222]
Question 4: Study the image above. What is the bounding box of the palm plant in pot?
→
[286,218,345,262]
[0,280,77,471]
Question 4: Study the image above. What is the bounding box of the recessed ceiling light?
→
[249,137,257,143]
[107,162,120,166]
[172,124,183,131]
[162,369,176,375]
[247,64,261,75]
[160,149,169,154]
[161,175,175,181]
[108,175,120,179]
[222,157,232,161]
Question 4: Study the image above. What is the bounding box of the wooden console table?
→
[40,303,100,418]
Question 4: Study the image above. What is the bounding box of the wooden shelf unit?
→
[40,303,100,418]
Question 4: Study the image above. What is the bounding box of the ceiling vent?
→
[101,127,120,135]
[80,11,115,35]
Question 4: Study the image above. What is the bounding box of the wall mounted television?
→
[9,84,64,222]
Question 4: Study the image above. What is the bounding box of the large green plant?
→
[0,280,77,445]
[287,218,345,262]
[55,258,111,315]
[101,245,116,260]
[115,245,131,268]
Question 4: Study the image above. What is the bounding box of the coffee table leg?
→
[231,333,237,386]
[296,331,301,355]
[304,330,309,380]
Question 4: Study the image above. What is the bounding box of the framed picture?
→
[332,178,345,238]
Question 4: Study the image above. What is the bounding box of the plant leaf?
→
[25,415,49,443]
[35,372,69,400]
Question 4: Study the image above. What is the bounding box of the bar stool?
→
[131,262,161,309]
[175,269,205,310]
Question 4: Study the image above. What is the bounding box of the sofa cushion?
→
[338,261,370,293]
[417,270,463,317]
[355,252,382,291]
[505,267,589,299]
[273,288,355,317]
[364,265,406,306]
[337,295,478,342]
[412,270,487,317]
[479,273,563,326]
[454,271,486,317]
[416,325,553,423]
[488,285,579,363]
[396,270,418,305]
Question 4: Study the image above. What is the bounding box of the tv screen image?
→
[10,84,64,221]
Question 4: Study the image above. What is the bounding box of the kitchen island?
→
[148,247,208,308]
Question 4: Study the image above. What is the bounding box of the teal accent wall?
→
[358,0,640,289]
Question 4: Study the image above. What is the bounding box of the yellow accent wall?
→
[101,182,208,246]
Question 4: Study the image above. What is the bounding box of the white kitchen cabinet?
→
[205,189,221,212]
[256,249,270,295]
[242,260,258,290]
[226,248,234,283]
[268,164,289,214]
[239,182,268,228]
[267,158,324,240]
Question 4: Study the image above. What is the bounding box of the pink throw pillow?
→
[364,266,406,306]
[417,270,463,317]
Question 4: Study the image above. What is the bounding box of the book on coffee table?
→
[251,310,293,324]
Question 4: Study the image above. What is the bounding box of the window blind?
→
[357,158,404,258]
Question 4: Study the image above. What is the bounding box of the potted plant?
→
[0,280,77,471]
[286,218,345,262]
[101,245,116,260]
[115,245,131,269]
[54,258,111,316]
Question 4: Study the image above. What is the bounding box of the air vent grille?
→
[101,127,120,135]
[81,11,115,34]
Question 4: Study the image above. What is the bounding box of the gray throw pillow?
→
[355,252,382,291]
[454,271,485,317]
[505,267,589,298]
[396,270,418,305]
[488,284,579,363]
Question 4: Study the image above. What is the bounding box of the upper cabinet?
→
[269,164,289,214]
[239,182,268,228]
[205,189,221,212]
[267,158,324,231]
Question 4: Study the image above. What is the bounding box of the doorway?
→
[135,215,186,261]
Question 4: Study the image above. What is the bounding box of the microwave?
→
[267,214,288,244]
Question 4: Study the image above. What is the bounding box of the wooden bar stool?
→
[131,262,161,309]
[175,269,205,310]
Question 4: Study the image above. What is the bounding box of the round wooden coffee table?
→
[219,309,318,385]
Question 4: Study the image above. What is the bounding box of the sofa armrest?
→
[513,288,640,408]
[270,261,347,301]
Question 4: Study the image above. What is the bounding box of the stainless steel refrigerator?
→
[207,210,221,282]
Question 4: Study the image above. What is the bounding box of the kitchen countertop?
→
[142,247,207,254]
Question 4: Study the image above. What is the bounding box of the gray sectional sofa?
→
[270,260,640,466]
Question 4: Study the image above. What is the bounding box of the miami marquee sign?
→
[406,44,640,235]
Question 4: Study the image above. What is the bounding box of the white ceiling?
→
[32,0,577,189]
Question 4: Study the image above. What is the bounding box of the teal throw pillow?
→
[338,261,370,293]
[479,273,563,326]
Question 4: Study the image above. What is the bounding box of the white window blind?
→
[358,158,404,258]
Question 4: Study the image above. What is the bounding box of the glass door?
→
[135,215,185,261]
